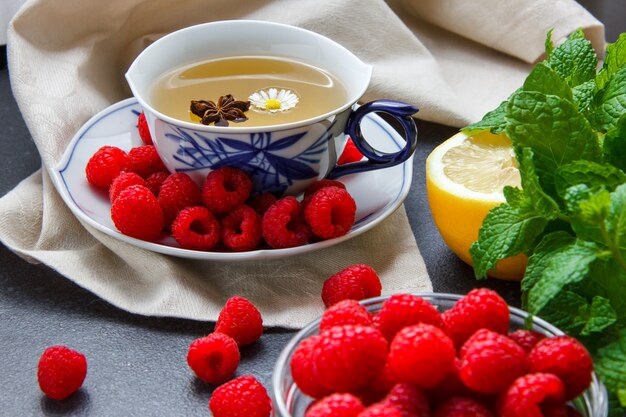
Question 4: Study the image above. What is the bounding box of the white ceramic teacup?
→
[126,20,418,195]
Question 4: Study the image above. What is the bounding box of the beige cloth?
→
[1,0,603,328]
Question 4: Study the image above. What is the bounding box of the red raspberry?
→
[320,299,373,331]
[209,375,272,417]
[498,373,565,417]
[321,264,381,307]
[528,336,593,400]
[37,346,87,400]
[111,185,164,240]
[157,172,202,226]
[358,403,402,417]
[261,196,311,248]
[443,288,510,348]
[377,293,445,341]
[128,145,167,178]
[85,145,132,188]
[291,335,332,399]
[313,324,388,393]
[108,171,145,202]
[508,329,546,354]
[221,205,263,251]
[459,328,527,394]
[215,296,263,346]
[202,167,252,213]
[145,171,169,196]
[304,179,347,199]
[186,332,240,384]
[137,112,153,145]
[434,397,494,417]
[338,136,364,165]
[427,358,470,405]
[388,323,456,389]
[248,192,277,216]
[381,383,430,417]
[305,186,356,239]
[171,206,220,250]
[356,363,396,406]
[305,393,365,417]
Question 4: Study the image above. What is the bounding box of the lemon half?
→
[426,131,527,280]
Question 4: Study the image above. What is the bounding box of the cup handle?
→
[327,100,418,179]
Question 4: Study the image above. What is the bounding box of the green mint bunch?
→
[463,29,626,414]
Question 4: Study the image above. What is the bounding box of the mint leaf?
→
[534,290,589,334]
[604,113,626,172]
[581,295,618,335]
[522,231,575,299]
[564,184,610,245]
[547,28,597,87]
[517,147,560,218]
[462,99,508,135]
[522,63,573,101]
[573,79,595,112]
[545,28,554,59]
[607,184,626,255]
[595,329,626,406]
[591,66,626,132]
[596,33,626,91]
[556,160,626,198]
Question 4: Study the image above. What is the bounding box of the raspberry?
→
[313,325,388,393]
[215,296,263,346]
[291,335,332,399]
[158,172,202,226]
[321,264,381,307]
[459,328,527,394]
[209,375,272,417]
[320,299,373,331]
[85,145,132,188]
[427,358,470,405]
[338,136,364,165]
[304,179,347,199]
[388,323,456,389]
[528,336,593,400]
[128,145,167,178]
[261,196,311,248]
[37,346,87,400]
[305,393,365,417]
[381,383,430,417]
[433,397,494,417]
[221,205,263,251]
[111,185,164,240]
[377,293,445,341]
[304,186,356,239]
[443,288,510,348]
[137,112,153,145]
[108,171,145,202]
[497,373,565,417]
[508,329,546,354]
[358,403,402,417]
[145,171,169,196]
[356,363,396,405]
[171,206,220,250]
[186,332,240,384]
[202,167,252,213]
[248,192,277,216]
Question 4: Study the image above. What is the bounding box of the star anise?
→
[190,94,251,126]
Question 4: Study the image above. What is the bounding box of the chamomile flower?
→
[248,88,299,112]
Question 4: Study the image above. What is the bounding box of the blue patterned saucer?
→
[50,98,413,261]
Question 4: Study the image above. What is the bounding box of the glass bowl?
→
[272,293,608,417]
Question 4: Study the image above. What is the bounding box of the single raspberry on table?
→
[459,328,527,394]
[497,373,566,417]
[186,332,239,385]
[305,393,365,417]
[442,288,510,348]
[319,299,373,331]
[313,324,388,393]
[214,296,263,346]
[508,329,546,354]
[209,375,272,417]
[290,335,332,399]
[433,396,494,417]
[171,206,220,250]
[338,136,364,165]
[527,336,593,400]
[85,145,132,189]
[381,383,430,417]
[376,293,444,341]
[248,192,278,216]
[202,167,252,213]
[111,185,164,240]
[128,145,167,178]
[108,171,145,202]
[358,403,402,417]
[37,345,87,400]
[137,112,153,145]
[157,172,202,226]
[304,186,356,239]
[387,323,456,389]
[261,196,311,248]
[321,264,381,307]
[221,204,263,251]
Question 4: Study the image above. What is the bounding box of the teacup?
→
[126,20,418,195]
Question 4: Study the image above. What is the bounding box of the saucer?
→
[51,98,413,261]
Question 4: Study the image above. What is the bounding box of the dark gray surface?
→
[1,3,623,415]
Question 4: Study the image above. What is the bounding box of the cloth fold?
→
[1,0,604,327]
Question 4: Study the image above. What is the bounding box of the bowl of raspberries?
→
[272,289,608,417]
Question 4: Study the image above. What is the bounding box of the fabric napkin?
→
[0,0,604,328]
